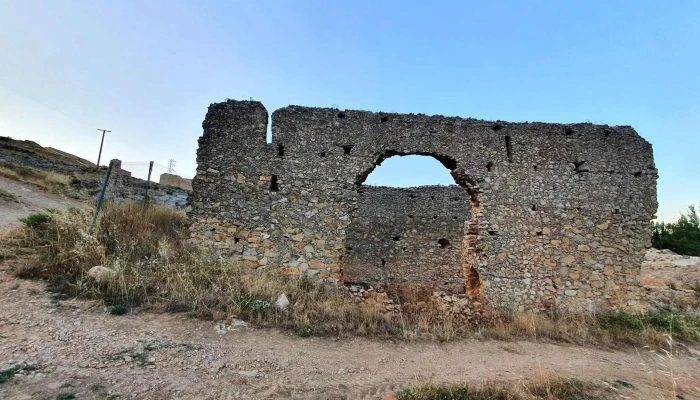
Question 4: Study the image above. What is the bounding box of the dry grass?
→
[0,188,17,202]
[394,373,617,400]
[0,165,22,180]
[478,309,700,348]
[3,203,700,345]
[0,161,79,198]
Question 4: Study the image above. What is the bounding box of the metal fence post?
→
[144,161,154,203]
[90,160,115,235]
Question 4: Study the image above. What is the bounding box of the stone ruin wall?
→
[188,100,658,312]
[160,173,193,192]
[345,185,468,295]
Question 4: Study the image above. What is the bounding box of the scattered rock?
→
[275,293,290,311]
[236,370,259,378]
[211,361,226,372]
[216,319,249,334]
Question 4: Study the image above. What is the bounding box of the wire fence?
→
[91,160,190,218]
[120,161,189,182]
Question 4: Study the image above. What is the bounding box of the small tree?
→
[653,204,700,256]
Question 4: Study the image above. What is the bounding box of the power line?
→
[167,159,176,174]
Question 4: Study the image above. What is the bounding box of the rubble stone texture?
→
[159,173,193,192]
[640,249,700,311]
[188,100,658,312]
[344,185,469,294]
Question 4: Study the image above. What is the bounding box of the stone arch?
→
[345,149,484,302]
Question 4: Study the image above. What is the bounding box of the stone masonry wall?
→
[160,173,193,192]
[188,100,658,312]
[344,185,469,294]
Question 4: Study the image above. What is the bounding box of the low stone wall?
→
[344,185,469,294]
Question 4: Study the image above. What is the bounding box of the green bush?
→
[110,304,129,316]
[296,324,313,338]
[0,366,21,384]
[245,298,270,316]
[653,205,700,256]
[20,212,52,228]
[0,365,37,384]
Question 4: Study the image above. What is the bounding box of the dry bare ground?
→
[0,271,699,400]
[0,176,84,227]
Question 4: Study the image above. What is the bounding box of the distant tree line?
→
[652,204,700,256]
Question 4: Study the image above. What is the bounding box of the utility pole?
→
[167,159,176,174]
[96,129,111,169]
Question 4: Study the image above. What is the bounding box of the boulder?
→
[275,293,290,311]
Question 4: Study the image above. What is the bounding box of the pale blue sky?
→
[0,1,698,221]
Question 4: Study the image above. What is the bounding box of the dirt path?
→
[1,271,699,400]
[0,176,85,227]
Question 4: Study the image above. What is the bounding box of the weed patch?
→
[596,312,700,342]
[0,160,83,199]
[110,304,129,315]
[0,188,17,202]
[0,366,21,384]
[20,212,53,228]
[296,324,313,338]
[395,376,614,400]
[0,364,38,384]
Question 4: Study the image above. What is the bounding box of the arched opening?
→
[343,152,483,302]
[362,155,455,187]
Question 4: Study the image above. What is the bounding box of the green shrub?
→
[110,304,128,315]
[242,297,270,316]
[296,324,313,338]
[0,365,37,384]
[20,212,52,228]
[0,366,20,384]
[653,204,700,256]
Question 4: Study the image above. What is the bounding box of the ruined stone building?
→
[159,173,193,192]
[188,100,658,312]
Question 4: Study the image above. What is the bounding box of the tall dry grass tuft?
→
[478,308,700,347]
[0,164,22,181]
[10,204,397,335]
[98,202,188,262]
[3,202,700,345]
[394,372,616,400]
[0,188,18,202]
[0,161,78,198]
[18,208,105,279]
